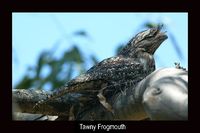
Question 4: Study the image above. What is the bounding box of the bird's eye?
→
[144,28,159,39]
[144,34,155,39]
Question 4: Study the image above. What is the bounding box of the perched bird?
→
[34,25,168,120]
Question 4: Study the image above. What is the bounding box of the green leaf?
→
[14,75,33,89]
[63,45,84,64]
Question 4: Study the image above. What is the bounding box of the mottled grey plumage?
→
[34,25,168,119]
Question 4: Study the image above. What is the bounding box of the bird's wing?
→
[67,56,145,88]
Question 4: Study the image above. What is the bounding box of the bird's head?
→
[119,25,168,57]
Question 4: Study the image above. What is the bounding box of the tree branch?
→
[12,67,188,120]
[12,89,71,117]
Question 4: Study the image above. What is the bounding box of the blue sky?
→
[12,13,188,88]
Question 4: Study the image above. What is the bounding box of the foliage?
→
[14,30,98,91]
